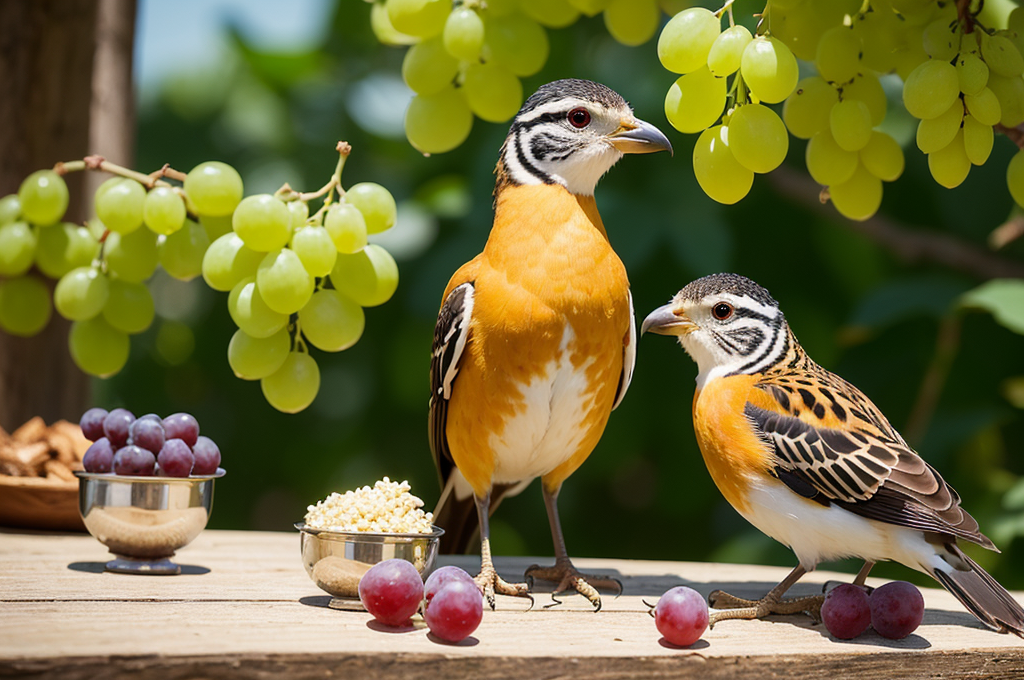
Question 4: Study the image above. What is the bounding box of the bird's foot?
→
[707,589,824,627]
[524,559,622,611]
[474,561,531,610]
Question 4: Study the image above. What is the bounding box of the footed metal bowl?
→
[296,522,444,607]
[75,469,225,575]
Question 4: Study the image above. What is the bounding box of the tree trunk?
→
[0,0,136,431]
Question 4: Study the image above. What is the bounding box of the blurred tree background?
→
[18,0,1024,589]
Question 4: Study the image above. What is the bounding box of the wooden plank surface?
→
[1,529,1022,679]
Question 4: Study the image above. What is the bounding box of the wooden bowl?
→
[0,475,85,531]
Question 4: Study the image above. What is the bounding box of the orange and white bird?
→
[642,273,1024,635]
[429,79,671,608]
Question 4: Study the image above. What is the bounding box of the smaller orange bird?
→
[642,273,1024,635]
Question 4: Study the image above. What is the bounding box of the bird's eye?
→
[567,107,591,128]
[712,302,733,320]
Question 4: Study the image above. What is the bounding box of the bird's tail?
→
[931,544,1024,638]
[433,470,530,554]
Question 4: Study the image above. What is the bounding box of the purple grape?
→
[822,583,872,639]
[157,439,194,477]
[191,435,221,475]
[424,578,483,642]
[137,413,162,425]
[358,558,424,627]
[128,418,165,455]
[112,445,156,476]
[424,565,476,603]
[870,581,924,639]
[103,408,135,448]
[82,438,114,473]
[654,586,708,647]
[79,408,109,442]
[162,412,199,447]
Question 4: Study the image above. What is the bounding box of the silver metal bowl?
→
[75,469,225,575]
[296,522,444,607]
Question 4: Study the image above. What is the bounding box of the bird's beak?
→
[641,303,695,336]
[607,117,673,156]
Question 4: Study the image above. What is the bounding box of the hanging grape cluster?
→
[0,143,399,414]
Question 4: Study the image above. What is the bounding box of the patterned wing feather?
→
[429,282,474,487]
[611,291,636,411]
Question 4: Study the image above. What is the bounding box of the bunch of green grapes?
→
[371,0,680,154]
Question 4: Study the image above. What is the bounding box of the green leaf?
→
[959,279,1024,335]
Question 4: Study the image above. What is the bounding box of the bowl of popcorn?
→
[296,477,444,605]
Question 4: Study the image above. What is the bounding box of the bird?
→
[641,272,1024,635]
[428,78,672,609]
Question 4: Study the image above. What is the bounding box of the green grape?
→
[1009,6,1024,38]
[982,33,1024,78]
[287,200,309,231]
[290,226,337,277]
[403,37,460,96]
[893,36,930,81]
[232,194,291,252]
[463,62,523,123]
[843,74,887,126]
[330,244,399,307]
[986,74,1024,126]
[0,221,37,276]
[928,130,970,188]
[902,59,959,120]
[442,8,483,62]
[69,316,129,378]
[829,163,882,221]
[202,233,264,292]
[957,53,989,96]
[663,66,727,134]
[740,37,799,104]
[658,7,720,75]
[386,0,449,38]
[916,99,963,153]
[228,327,290,380]
[346,183,397,235]
[806,129,858,186]
[829,99,872,152]
[519,0,579,28]
[691,125,753,205]
[922,17,959,61]
[727,104,789,174]
[816,25,862,84]
[18,170,68,226]
[35,222,98,278]
[405,87,474,155]
[963,115,994,165]
[1007,148,1024,207]
[324,203,368,253]
[485,13,549,77]
[261,351,320,413]
[200,213,234,240]
[782,77,838,140]
[568,0,610,16]
[228,276,288,339]
[485,0,520,17]
[142,186,186,235]
[159,218,210,281]
[298,289,365,352]
[603,0,659,47]
[102,279,154,335]
[854,10,901,73]
[54,266,108,321]
[184,161,244,217]
[370,0,418,46]
[0,194,21,225]
[94,177,146,235]
[256,248,314,315]
[964,87,1002,126]
[860,131,905,182]
[771,0,862,62]
[0,276,51,337]
[707,25,752,77]
[104,228,159,283]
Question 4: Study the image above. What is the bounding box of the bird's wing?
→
[611,290,636,411]
[429,281,475,488]
[747,373,995,549]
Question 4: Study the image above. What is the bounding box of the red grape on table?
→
[358,558,423,627]
[654,586,708,647]
[870,581,924,640]
[424,577,483,643]
[822,583,872,640]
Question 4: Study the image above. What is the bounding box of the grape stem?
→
[54,155,184,189]
[276,140,351,226]
[714,0,735,25]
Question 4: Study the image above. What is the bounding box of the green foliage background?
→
[100,0,1024,589]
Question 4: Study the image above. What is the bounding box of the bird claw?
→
[708,589,824,626]
[474,563,530,610]
[524,561,617,611]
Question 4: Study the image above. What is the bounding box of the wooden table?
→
[1,529,1022,679]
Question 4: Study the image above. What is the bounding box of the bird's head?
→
[496,78,672,196]
[642,273,792,386]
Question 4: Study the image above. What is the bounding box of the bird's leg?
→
[708,564,824,626]
[853,560,875,587]
[523,484,621,611]
[471,493,530,609]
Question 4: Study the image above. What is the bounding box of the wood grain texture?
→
[1,530,1022,679]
